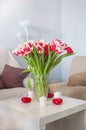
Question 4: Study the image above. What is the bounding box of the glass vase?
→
[33,74,49,100]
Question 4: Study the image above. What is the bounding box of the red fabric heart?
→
[52,98,63,105]
[21,97,32,103]
[47,92,54,98]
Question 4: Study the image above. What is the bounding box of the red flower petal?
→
[39,42,43,47]
[44,44,49,56]
[65,47,73,54]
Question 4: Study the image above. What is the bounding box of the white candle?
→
[54,92,62,98]
[39,96,47,106]
[27,91,34,100]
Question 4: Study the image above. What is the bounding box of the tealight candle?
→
[54,92,62,98]
[27,91,34,100]
[39,96,47,106]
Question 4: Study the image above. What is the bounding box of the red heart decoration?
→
[52,98,63,105]
[47,92,54,98]
[21,97,32,103]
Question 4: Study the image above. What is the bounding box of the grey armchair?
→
[49,56,86,100]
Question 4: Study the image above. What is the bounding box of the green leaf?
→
[27,78,33,90]
[21,69,31,73]
[44,52,51,74]
[27,55,39,74]
[34,53,42,74]
[48,53,75,73]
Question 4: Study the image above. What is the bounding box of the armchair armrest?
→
[49,82,67,92]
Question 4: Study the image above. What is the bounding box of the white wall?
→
[61,0,86,81]
[0,0,62,81]
[0,0,61,48]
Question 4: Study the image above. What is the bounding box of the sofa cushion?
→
[1,64,28,89]
[67,71,86,86]
[49,83,86,100]
[0,79,4,89]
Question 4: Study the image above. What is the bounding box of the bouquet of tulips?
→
[13,39,74,76]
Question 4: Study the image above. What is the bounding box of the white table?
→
[0,96,86,130]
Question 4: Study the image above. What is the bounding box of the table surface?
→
[0,96,86,125]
